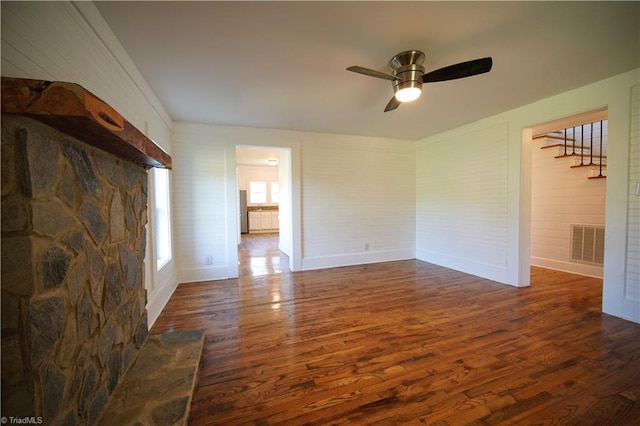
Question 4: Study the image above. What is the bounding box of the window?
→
[271,182,280,204]
[153,168,172,270]
[249,181,267,204]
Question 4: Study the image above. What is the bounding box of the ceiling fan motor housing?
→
[392,64,425,94]
[390,50,425,99]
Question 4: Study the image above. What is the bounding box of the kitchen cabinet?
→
[249,210,279,232]
[248,211,261,232]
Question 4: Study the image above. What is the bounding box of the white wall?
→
[301,134,416,270]
[530,137,606,278]
[1,1,177,327]
[171,122,416,282]
[416,122,510,283]
[416,69,640,323]
[625,85,640,318]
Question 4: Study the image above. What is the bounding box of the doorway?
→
[236,146,293,277]
[528,108,608,279]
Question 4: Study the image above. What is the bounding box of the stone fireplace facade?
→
[1,115,150,423]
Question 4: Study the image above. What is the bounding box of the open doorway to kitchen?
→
[528,107,608,282]
[236,146,293,277]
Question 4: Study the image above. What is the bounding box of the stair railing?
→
[597,120,604,177]
[558,120,606,178]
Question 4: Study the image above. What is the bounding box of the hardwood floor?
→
[151,259,640,425]
[238,233,289,277]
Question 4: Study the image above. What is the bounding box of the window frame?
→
[152,167,172,271]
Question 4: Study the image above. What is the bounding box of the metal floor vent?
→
[571,225,605,265]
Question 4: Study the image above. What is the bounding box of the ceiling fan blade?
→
[384,96,401,112]
[422,57,493,83]
[347,65,399,81]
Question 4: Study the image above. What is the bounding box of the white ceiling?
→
[95,1,639,141]
[236,147,282,167]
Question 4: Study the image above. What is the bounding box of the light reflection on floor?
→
[239,233,289,277]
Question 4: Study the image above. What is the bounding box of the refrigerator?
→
[239,190,248,233]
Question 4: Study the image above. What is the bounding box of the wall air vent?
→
[571,225,605,265]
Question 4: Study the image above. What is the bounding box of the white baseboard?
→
[415,248,513,285]
[531,257,602,278]
[301,248,415,271]
[178,265,234,284]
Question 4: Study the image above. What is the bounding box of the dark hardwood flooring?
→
[152,241,640,425]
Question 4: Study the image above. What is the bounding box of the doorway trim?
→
[520,107,608,284]
[230,142,302,277]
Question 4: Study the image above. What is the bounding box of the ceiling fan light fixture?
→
[395,86,421,102]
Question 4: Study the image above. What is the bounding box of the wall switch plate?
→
[636,181,640,196]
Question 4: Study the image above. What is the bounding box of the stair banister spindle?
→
[572,126,576,154]
[589,123,594,165]
[564,128,568,155]
[580,124,584,165]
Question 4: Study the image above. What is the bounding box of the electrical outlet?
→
[364,243,369,251]
[205,255,213,265]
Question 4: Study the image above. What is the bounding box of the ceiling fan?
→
[347,50,493,112]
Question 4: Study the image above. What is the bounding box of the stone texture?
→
[98,321,117,367]
[1,115,151,425]
[1,236,33,295]
[57,165,78,208]
[66,258,88,304]
[101,330,205,426]
[56,315,78,367]
[88,383,109,425]
[1,120,17,197]
[39,361,66,420]
[32,201,77,238]
[152,397,190,426]
[110,192,126,243]
[125,164,145,191]
[79,362,98,418]
[107,349,121,393]
[1,334,24,386]
[38,244,71,290]
[70,345,89,401]
[61,139,101,198]
[122,343,137,374]
[63,230,85,254]
[120,244,142,291]
[24,126,60,197]
[1,192,30,232]
[79,199,107,245]
[28,296,65,366]
[95,151,124,186]
[59,409,80,426]
[87,245,106,304]
[77,291,94,342]
[104,262,123,315]
[135,314,149,348]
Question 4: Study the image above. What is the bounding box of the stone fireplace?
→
[1,78,172,424]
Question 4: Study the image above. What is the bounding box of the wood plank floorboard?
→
[151,254,640,425]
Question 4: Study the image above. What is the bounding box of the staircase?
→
[534,120,608,179]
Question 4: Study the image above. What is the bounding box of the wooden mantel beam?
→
[1,77,172,169]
